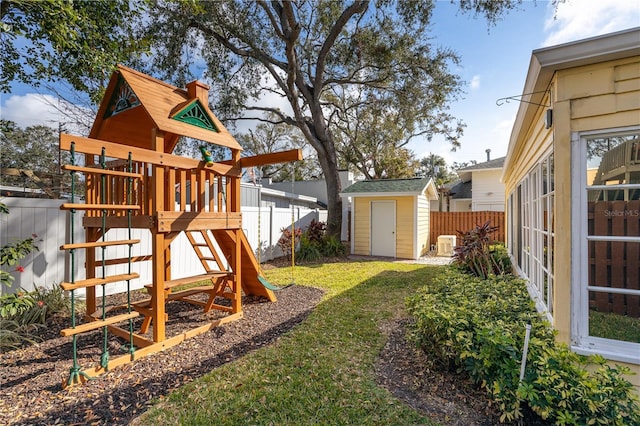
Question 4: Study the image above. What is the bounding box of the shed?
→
[502,28,640,388]
[340,177,438,260]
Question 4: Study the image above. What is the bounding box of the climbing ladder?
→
[59,144,141,387]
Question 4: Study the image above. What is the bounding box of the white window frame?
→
[508,150,555,323]
[571,127,640,365]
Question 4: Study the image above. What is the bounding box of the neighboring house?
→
[263,170,357,240]
[178,181,322,210]
[340,177,438,260]
[432,156,506,212]
[502,28,639,388]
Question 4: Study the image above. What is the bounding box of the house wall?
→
[352,196,415,259]
[471,170,505,211]
[450,199,472,212]
[416,195,430,257]
[505,56,640,388]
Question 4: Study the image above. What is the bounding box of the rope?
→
[99,148,109,369]
[65,142,92,386]
[290,163,295,284]
[126,153,135,358]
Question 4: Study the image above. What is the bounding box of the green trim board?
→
[171,99,218,132]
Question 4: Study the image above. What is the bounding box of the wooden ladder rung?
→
[101,255,153,266]
[60,312,139,336]
[144,272,232,291]
[200,257,216,261]
[62,164,143,179]
[60,239,140,250]
[60,273,140,291]
[60,203,141,211]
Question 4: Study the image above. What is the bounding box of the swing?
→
[254,164,296,290]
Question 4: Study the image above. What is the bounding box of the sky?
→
[1,0,639,168]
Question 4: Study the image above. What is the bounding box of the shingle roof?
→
[458,156,505,171]
[448,180,472,199]
[341,177,431,195]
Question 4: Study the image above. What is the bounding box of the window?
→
[508,152,555,320]
[572,128,640,364]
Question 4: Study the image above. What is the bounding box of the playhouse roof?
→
[340,177,438,200]
[89,65,243,153]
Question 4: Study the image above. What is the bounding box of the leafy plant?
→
[305,219,326,244]
[0,291,36,319]
[320,234,347,258]
[277,227,303,261]
[452,221,510,279]
[0,319,41,351]
[1,202,40,289]
[406,268,640,424]
[295,235,323,262]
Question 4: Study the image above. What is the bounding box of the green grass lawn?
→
[134,261,442,425]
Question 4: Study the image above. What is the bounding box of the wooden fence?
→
[588,200,639,318]
[429,211,505,248]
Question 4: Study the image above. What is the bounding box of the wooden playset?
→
[58,65,300,386]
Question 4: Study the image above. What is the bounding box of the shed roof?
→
[340,177,438,200]
[89,65,243,153]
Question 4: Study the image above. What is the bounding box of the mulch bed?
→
[0,284,324,426]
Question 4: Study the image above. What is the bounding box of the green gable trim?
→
[104,74,141,119]
[342,178,430,195]
[172,100,218,132]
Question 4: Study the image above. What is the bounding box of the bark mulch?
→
[0,285,324,426]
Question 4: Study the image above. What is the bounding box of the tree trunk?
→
[322,159,343,239]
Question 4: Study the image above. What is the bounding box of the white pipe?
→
[519,324,532,383]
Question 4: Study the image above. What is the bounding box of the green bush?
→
[0,286,71,351]
[0,290,35,318]
[320,234,347,257]
[293,221,347,263]
[296,235,323,262]
[406,268,640,425]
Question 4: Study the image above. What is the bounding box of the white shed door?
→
[371,200,396,257]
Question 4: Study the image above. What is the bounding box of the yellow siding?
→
[505,56,640,389]
[395,196,414,259]
[417,195,430,257]
[503,90,554,195]
[353,197,371,256]
[351,195,417,259]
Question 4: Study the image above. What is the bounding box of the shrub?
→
[0,286,71,351]
[1,202,40,290]
[305,219,326,244]
[287,221,347,263]
[406,268,640,425]
[452,221,510,279]
[320,234,347,257]
[277,227,303,260]
[0,290,36,319]
[296,235,323,262]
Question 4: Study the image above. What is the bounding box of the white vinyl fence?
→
[1,197,326,295]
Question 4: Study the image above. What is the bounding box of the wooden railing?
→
[429,211,505,247]
[59,134,241,230]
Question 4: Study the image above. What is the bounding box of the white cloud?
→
[1,93,92,134]
[543,0,640,47]
[1,93,66,128]
[470,75,481,90]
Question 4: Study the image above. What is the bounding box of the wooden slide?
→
[211,229,277,302]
